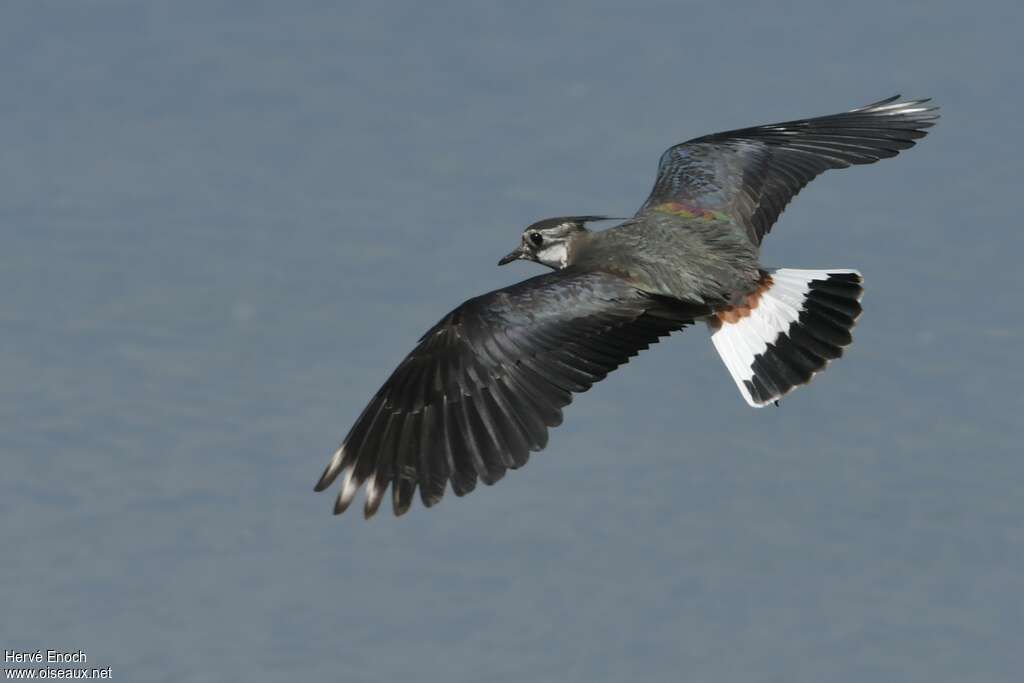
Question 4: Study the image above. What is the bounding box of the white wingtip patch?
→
[326,445,344,471]
[315,445,347,491]
[337,464,359,507]
[363,474,385,519]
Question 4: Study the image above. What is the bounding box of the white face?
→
[534,241,569,268]
[522,223,576,269]
[507,220,584,270]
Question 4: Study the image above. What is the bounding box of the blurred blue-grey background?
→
[2,1,1021,681]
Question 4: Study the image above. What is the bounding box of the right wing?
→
[638,95,939,244]
[315,269,706,518]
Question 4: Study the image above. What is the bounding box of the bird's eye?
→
[529,232,543,246]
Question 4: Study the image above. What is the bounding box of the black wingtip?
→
[315,445,346,492]
[851,94,940,119]
[852,94,901,110]
[333,491,354,515]
[314,469,333,492]
[392,478,415,517]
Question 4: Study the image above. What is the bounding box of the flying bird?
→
[316,95,938,518]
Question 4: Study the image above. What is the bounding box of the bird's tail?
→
[708,268,863,407]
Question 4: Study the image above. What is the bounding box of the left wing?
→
[315,269,705,518]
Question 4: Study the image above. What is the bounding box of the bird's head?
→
[498,216,617,270]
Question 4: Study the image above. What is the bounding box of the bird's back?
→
[577,212,762,306]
